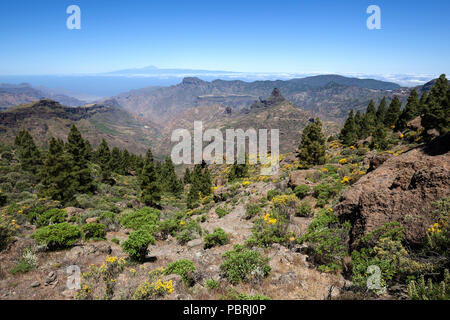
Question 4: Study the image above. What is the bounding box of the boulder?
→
[366,153,392,173]
[335,140,450,246]
[64,207,84,222]
[288,169,317,188]
[85,217,99,224]
[407,116,422,131]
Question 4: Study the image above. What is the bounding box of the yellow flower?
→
[341,176,350,184]
[179,220,185,226]
[338,158,347,165]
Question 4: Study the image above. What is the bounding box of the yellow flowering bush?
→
[133,279,174,300]
[271,194,299,208]
[242,180,252,187]
[1,213,19,250]
[341,176,350,184]
[77,256,126,300]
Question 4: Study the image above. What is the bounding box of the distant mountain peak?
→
[271,87,282,97]
[250,87,288,110]
[181,77,205,85]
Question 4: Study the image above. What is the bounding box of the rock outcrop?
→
[335,135,450,246]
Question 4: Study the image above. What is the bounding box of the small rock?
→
[85,217,99,224]
[30,281,40,288]
[187,238,203,249]
[45,271,57,285]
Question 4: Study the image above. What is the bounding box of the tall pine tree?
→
[139,149,161,207]
[66,125,95,194]
[422,74,449,135]
[14,130,42,174]
[96,139,113,184]
[298,118,326,166]
[396,89,419,131]
[360,100,377,138]
[384,96,402,128]
[376,97,387,125]
[339,110,358,146]
[162,156,182,195]
[39,138,74,202]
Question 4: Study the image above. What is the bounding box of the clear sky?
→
[0,0,449,75]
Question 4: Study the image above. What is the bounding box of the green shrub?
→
[176,220,202,245]
[220,244,271,284]
[313,183,342,207]
[81,223,107,241]
[299,209,350,272]
[204,228,229,249]
[157,217,179,238]
[120,207,160,230]
[111,238,120,245]
[204,279,219,290]
[296,202,313,217]
[32,223,81,250]
[215,207,229,218]
[408,270,450,300]
[9,248,36,274]
[267,189,282,201]
[244,204,261,220]
[99,211,120,232]
[36,208,67,227]
[246,207,292,248]
[352,222,433,290]
[121,228,155,262]
[222,289,272,300]
[1,213,17,251]
[294,185,310,199]
[165,259,196,285]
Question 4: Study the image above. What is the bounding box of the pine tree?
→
[139,149,161,207]
[354,110,363,138]
[422,74,449,135]
[39,138,74,202]
[360,100,377,138]
[121,149,131,174]
[183,168,192,184]
[418,91,428,115]
[298,118,326,166]
[96,139,113,184]
[228,159,248,182]
[186,184,200,209]
[110,147,123,175]
[84,140,93,161]
[376,97,387,125]
[339,110,358,146]
[162,156,182,195]
[396,89,419,131]
[66,125,95,194]
[14,130,42,173]
[370,125,389,150]
[384,96,402,129]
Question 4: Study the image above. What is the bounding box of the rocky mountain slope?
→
[0,83,85,110]
[157,88,340,155]
[0,99,161,155]
[114,75,406,124]
[335,133,450,246]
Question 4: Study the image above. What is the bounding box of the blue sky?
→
[0,0,449,76]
